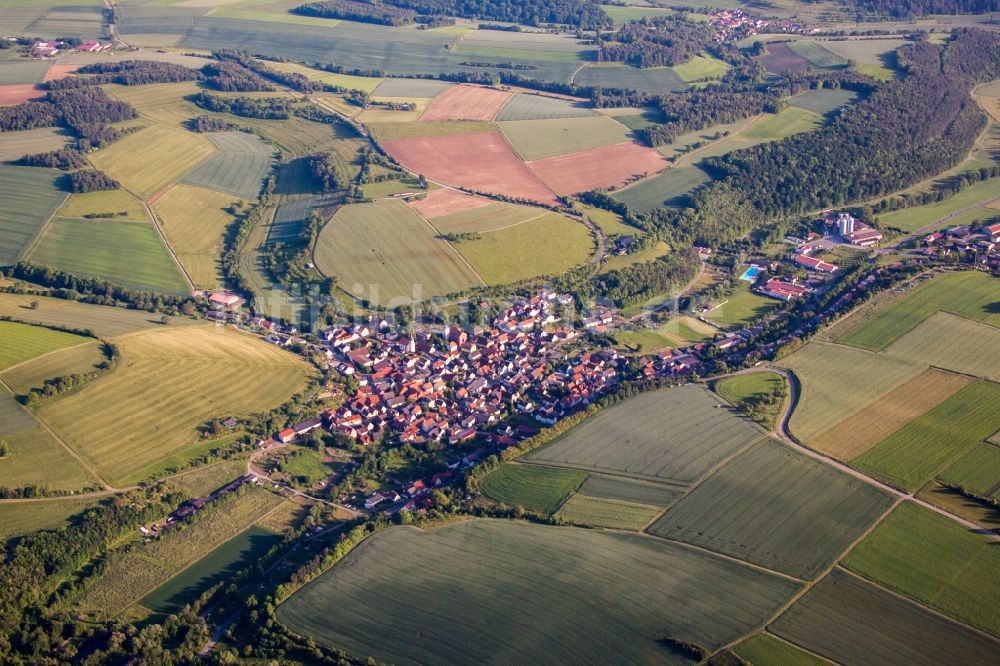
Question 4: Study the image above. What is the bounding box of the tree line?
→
[45,60,198,89]
[293,0,418,26]
[189,91,291,119]
[0,86,138,150]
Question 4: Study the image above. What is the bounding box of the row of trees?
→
[0,86,138,150]
[293,0,418,26]
[189,91,292,119]
[46,60,198,89]
[18,148,87,170]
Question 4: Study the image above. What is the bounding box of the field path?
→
[247,443,363,517]
[0,340,96,375]
[140,185,198,294]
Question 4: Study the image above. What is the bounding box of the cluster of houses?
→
[28,39,110,58]
[708,10,805,42]
[923,220,1000,267]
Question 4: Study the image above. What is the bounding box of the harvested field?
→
[528,141,667,197]
[650,439,893,579]
[0,165,66,265]
[0,127,69,162]
[88,125,215,200]
[277,520,801,665]
[480,464,587,514]
[42,63,80,83]
[237,115,360,157]
[57,189,148,221]
[452,212,593,284]
[407,188,491,219]
[613,165,710,213]
[772,569,1000,666]
[917,481,1000,531]
[885,311,1000,382]
[28,218,191,295]
[938,442,1000,498]
[759,42,810,74]
[180,131,273,200]
[499,115,635,161]
[429,202,544,235]
[851,380,1000,492]
[555,494,663,530]
[370,78,453,98]
[1,340,107,396]
[313,200,482,305]
[779,341,924,443]
[104,81,203,128]
[810,368,971,460]
[0,83,44,105]
[788,87,859,115]
[382,131,559,205]
[574,64,688,94]
[836,271,999,351]
[37,325,312,486]
[0,292,176,338]
[788,41,848,69]
[420,84,513,122]
[0,497,98,540]
[367,120,493,143]
[525,385,762,486]
[495,93,595,121]
[844,501,1000,637]
[576,474,683,507]
[732,634,827,666]
[152,184,238,289]
[0,320,89,372]
[0,423,97,492]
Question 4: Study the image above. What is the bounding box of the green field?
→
[885,311,1000,381]
[653,116,758,159]
[168,456,247,499]
[140,524,283,614]
[714,371,788,430]
[371,78,454,98]
[672,55,730,82]
[0,320,90,372]
[650,439,893,579]
[495,93,595,121]
[453,212,593,285]
[0,165,67,265]
[27,218,191,295]
[266,61,384,93]
[851,380,1000,492]
[779,341,924,442]
[844,501,1000,637]
[479,464,586,514]
[277,520,801,664]
[367,120,494,144]
[498,116,634,161]
[788,88,859,115]
[743,107,823,140]
[732,633,827,666]
[56,189,149,221]
[574,202,637,236]
[1,341,107,396]
[180,131,274,201]
[817,38,907,80]
[314,200,483,305]
[877,178,1000,232]
[37,325,312,486]
[0,497,98,540]
[0,293,175,339]
[704,282,781,330]
[788,41,849,69]
[524,385,762,486]
[938,441,1000,497]
[575,474,683,507]
[574,64,688,95]
[837,271,999,351]
[280,448,338,487]
[0,59,51,85]
[152,184,238,290]
[555,494,663,530]
[613,165,711,213]
[771,569,999,666]
[428,202,544,235]
[359,178,428,199]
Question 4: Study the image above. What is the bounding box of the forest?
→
[201,60,275,92]
[598,16,715,68]
[0,87,136,149]
[293,0,418,26]
[67,169,120,193]
[848,0,1000,17]
[382,0,610,28]
[45,61,198,89]
[189,92,292,119]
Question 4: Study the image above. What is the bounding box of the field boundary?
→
[18,190,70,263]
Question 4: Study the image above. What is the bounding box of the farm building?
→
[793,254,838,273]
[759,278,810,301]
[845,227,883,247]
[208,292,244,312]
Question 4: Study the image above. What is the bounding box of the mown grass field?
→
[88,125,215,200]
[851,380,1000,492]
[771,569,999,666]
[555,494,662,530]
[427,202,543,235]
[885,311,1000,381]
[779,340,924,442]
[371,79,454,98]
[368,120,495,144]
[732,633,827,666]
[314,200,482,305]
[499,115,634,161]
[0,497,98,540]
[0,293,173,339]
[877,178,1000,233]
[1,340,107,396]
[673,54,730,82]
[0,165,66,265]
[788,87,858,115]
[141,524,283,614]
[938,442,1000,497]
[479,464,587,514]
[844,501,1000,637]
[236,114,362,157]
[277,520,800,664]
[573,202,636,236]
[57,189,149,221]
[525,385,762,486]
[152,184,238,290]
[743,107,823,141]
[495,93,595,121]
[714,371,788,430]
[613,165,711,213]
[453,212,593,285]
[575,474,683,507]
[817,38,906,80]
[704,282,781,331]
[809,367,970,460]
[0,127,68,162]
[0,320,89,372]
[79,488,283,614]
[598,240,671,274]
[837,271,999,351]
[27,218,191,295]
[650,439,893,579]
[180,131,273,201]
[653,116,757,159]
[37,325,312,486]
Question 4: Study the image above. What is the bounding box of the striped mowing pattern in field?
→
[771,569,1000,666]
[524,385,763,485]
[574,64,688,95]
[613,165,711,213]
[480,464,587,514]
[787,41,848,69]
[650,439,893,579]
[787,87,858,115]
[576,474,684,507]
[0,292,179,339]
[104,81,204,128]
[0,165,66,265]
[851,380,1000,493]
[57,189,149,221]
[0,497,98,540]
[180,132,274,200]
[1,341,106,396]
[37,325,312,486]
[277,520,801,665]
[555,494,663,530]
[843,501,1000,638]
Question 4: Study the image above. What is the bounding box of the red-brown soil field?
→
[409,187,493,219]
[528,141,668,196]
[420,85,514,122]
[0,84,46,106]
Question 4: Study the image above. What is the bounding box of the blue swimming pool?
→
[739,266,762,281]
